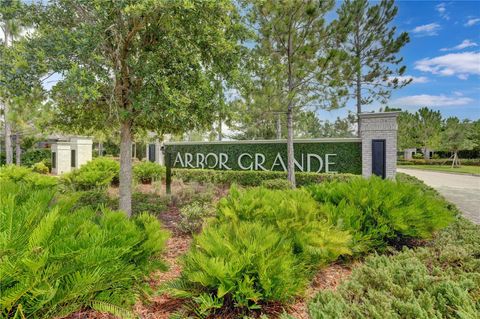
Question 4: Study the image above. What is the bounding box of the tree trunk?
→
[286,108,295,187]
[98,142,104,156]
[276,113,282,139]
[286,27,295,188]
[3,101,13,165]
[15,132,21,165]
[119,121,133,216]
[356,69,362,136]
[217,116,222,141]
[355,20,362,137]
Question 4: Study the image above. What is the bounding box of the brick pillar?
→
[359,112,398,179]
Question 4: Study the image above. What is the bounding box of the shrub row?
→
[0,176,169,318]
[60,158,165,191]
[308,218,480,319]
[398,158,480,166]
[172,168,356,187]
[169,176,455,316]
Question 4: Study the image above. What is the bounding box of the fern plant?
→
[167,221,307,315]
[308,176,454,254]
[0,178,168,318]
[217,186,352,267]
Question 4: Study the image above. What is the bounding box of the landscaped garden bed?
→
[1,164,476,319]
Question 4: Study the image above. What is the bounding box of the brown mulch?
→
[286,263,357,319]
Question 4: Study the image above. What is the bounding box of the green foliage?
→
[173,168,356,187]
[398,158,480,166]
[218,186,352,267]
[308,218,480,319]
[60,157,120,191]
[336,0,410,109]
[0,179,169,318]
[0,165,57,189]
[178,202,215,235]
[131,192,169,216]
[171,181,217,207]
[308,177,454,254]
[260,178,292,190]
[169,221,307,313]
[69,189,117,211]
[21,149,51,169]
[31,161,49,174]
[134,161,165,184]
[167,141,362,174]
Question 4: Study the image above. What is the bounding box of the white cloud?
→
[465,18,480,27]
[436,3,449,20]
[412,23,441,36]
[440,39,478,51]
[388,75,429,84]
[414,52,480,79]
[391,94,474,107]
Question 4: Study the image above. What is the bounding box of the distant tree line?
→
[385,107,480,161]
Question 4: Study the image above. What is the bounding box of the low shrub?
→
[134,161,165,184]
[307,177,454,254]
[171,180,217,207]
[260,178,292,189]
[0,179,169,318]
[168,221,307,315]
[132,192,169,216]
[69,189,117,211]
[0,165,57,189]
[218,186,352,267]
[32,161,49,174]
[172,168,356,187]
[60,157,120,191]
[178,202,215,234]
[398,158,480,166]
[308,219,480,319]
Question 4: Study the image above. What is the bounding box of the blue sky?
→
[320,0,480,122]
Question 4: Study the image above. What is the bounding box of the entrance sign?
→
[164,138,362,192]
[163,112,398,193]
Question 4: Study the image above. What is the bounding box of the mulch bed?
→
[63,183,357,319]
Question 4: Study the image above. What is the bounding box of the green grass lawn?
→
[399,164,480,175]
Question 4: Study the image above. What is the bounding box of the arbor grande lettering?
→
[173,152,338,173]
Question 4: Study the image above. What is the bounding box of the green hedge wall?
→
[398,158,480,166]
[166,141,362,174]
[173,168,358,187]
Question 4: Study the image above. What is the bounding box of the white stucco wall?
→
[51,142,71,175]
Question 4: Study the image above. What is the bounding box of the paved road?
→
[398,168,480,224]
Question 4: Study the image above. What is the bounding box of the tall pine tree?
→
[245,0,351,187]
[337,0,410,135]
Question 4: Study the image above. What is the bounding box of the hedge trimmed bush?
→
[60,157,120,191]
[0,179,169,319]
[308,218,480,319]
[173,168,356,187]
[133,161,165,184]
[307,177,454,254]
[398,158,480,166]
